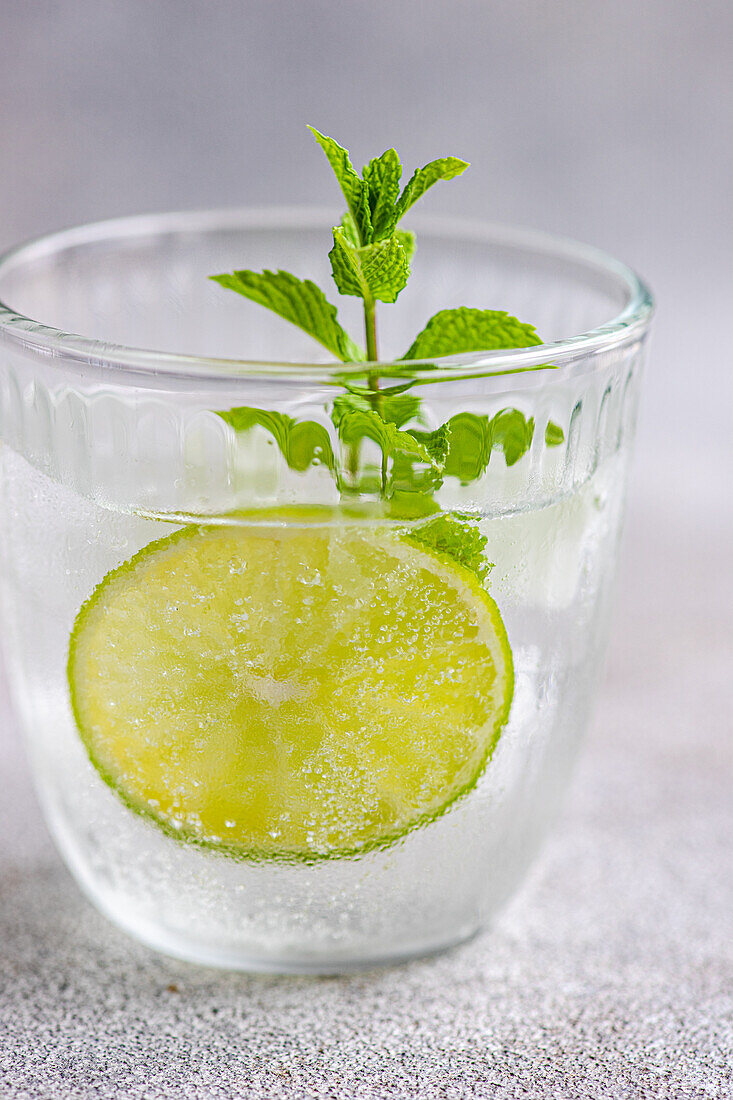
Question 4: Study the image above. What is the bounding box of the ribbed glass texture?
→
[0,211,653,971]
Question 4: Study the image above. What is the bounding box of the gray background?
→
[1,2,732,1097]
[2,0,732,477]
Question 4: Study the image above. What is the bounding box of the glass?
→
[0,209,653,972]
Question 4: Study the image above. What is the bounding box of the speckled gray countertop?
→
[2,484,732,1100]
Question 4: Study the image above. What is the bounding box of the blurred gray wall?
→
[1,0,731,496]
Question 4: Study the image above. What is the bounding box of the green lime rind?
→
[68,522,514,864]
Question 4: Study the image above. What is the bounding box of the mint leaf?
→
[402,308,542,360]
[329,228,410,305]
[332,395,443,495]
[308,127,371,243]
[390,456,442,497]
[332,397,433,465]
[379,393,421,428]
[408,424,450,468]
[406,513,490,582]
[442,412,491,483]
[394,157,469,222]
[338,211,361,248]
[491,408,535,466]
[442,408,536,482]
[217,407,335,473]
[362,148,402,239]
[545,420,565,446]
[339,390,422,429]
[395,229,416,264]
[390,423,450,496]
[333,379,444,496]
[210,269,364,363]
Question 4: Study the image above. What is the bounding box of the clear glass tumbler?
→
[0,209,653,971]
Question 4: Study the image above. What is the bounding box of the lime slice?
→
[68,522,513,860]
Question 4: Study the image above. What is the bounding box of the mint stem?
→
[364,298,378,362]
[358,298,387,491]
[364,296,384,418]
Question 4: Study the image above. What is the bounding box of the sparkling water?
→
[0,444,625,970]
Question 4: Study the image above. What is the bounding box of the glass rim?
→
[0,206,654,384]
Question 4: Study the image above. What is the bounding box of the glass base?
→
[79,866,483,973]
[45,790,484,973]
[99,902,483,974]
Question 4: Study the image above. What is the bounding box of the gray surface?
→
[1,3,732,1096]
[2,485,732,1099]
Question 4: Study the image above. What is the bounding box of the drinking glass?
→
[0,209,653,971]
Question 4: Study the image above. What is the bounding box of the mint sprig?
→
[212,128,543,370]
[211,128,564,584]
[213,129,472,363]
